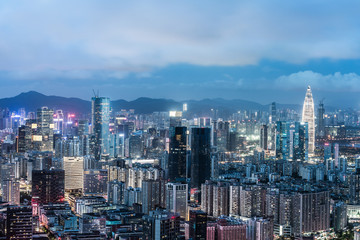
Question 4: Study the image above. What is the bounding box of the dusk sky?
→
[1,1,360,107]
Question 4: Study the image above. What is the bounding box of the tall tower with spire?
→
[301,86,315,156]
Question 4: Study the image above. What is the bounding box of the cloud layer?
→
[0,1,360,107]
[275,71,360,91]
[0,1,360,75]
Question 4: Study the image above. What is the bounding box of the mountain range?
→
[0,91,304,116]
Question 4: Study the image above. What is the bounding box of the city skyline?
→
[0,1,360,239]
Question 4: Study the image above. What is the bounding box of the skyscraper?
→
[168,126,187,181]
[276,121,289,160]
[91,96,110,160]
[2,180,20,205]
[292,122,308,161]
[317,100,325,138]
[190,128,211,197]
[260,124,268,150]
[301,86,315,155]
[107,180,125,205]
[270,102,276,123]
[36,106,54,152]
[350,168,360,204]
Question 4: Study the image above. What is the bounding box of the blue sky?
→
[0,1,360,107]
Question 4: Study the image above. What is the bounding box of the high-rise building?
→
[2,180,20,205]
[279,192,293,228]
[201,180,214,215]
[83,169,108,196]
[64,156,84,191]
[333,202,347,232]
[183,103,188,112]
[53,109,64,134]
[229,184,241,216]
[350,168,360,204]
[212,182,230,218]
[260,124,268,150]
[276,121,289,160]
[317,101,325,138]
[190,128,211,196]
[107,180,125,205]
[142,179,166,214]
[266,189,279,224]
[169,111,183,128]
[166,182,188,219]
[324,143,339,167]
[6,206,33,240]
[91,96,110,160]
[32,169,65,213]
[292,190,330,236]
[143,209,181,240]
[301,86,315,155]
[255,218,274,240]
[270,102,277,123]
[215,121,230,152]
[17,125,31,152]
[189,210,208,240]
[276,121,308,161]
[292,122,308,161]
[129,135,143,158]
[168,126,187,181]
[36,107,54,152]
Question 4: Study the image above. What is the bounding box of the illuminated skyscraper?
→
[301,86,315,155]
[91,96,110,160]
[168,126,187,181]
[36,107,54,152]
[64,156,84,191]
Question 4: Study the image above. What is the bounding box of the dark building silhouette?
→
[32,169,65,212]
[190,128,211,195]
[168,126,187,181]
[317,101,325,138]
[6,205,33,240]
[260,124,268,150]
[189,210,207,240]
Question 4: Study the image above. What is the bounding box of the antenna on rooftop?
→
[92,89,98,98]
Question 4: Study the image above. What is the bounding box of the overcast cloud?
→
[0,1,360,105]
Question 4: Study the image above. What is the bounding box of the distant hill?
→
[0,91,305,116]
[0,91,90,113]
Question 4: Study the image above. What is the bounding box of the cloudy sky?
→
[0,1,360,107]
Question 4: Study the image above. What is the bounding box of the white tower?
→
[301,86,315,156]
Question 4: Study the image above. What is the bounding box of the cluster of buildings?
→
[0,86,359,239]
